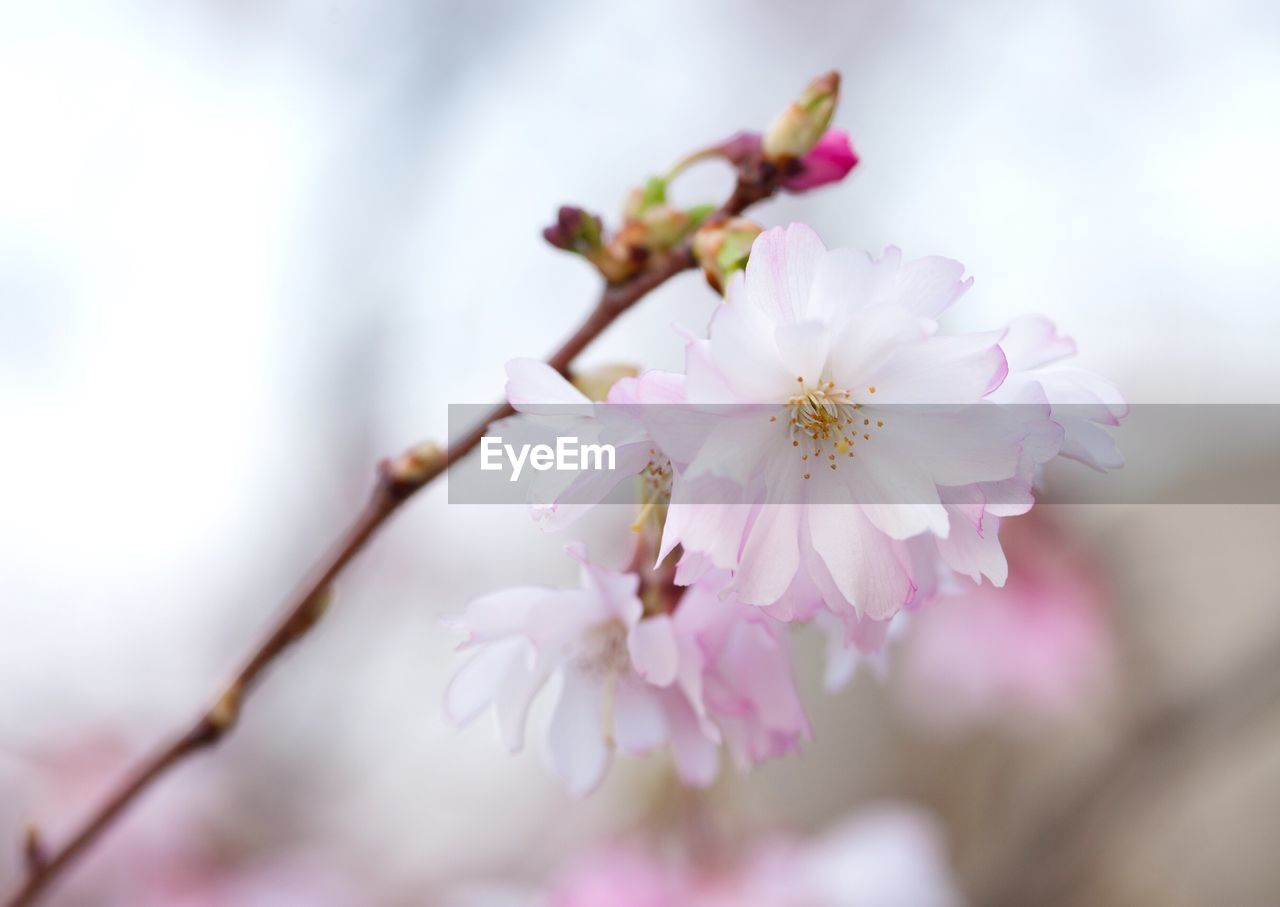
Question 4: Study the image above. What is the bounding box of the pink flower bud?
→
[783,129,859,192]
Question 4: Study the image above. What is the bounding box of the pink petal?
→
[505,358,591,411]
[627,615,679,687]
[743,224,827,323]
[612,680,668,755]
[783,129,859,192]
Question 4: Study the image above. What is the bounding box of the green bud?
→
[692,217,765,293]
[762,71,840,161]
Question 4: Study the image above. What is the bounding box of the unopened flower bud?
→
[571,363,640,402]
[384,440,446,488]
[617,202,714,256]
[542,205,604,254]
[783,129,858,192]
[638,203,693,250]
[763,71,840,161]
[692,217,764,293]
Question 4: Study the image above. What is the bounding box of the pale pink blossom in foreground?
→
[444,548,808,794]
[897,517,1113,731]
[669,224,1057,629]
[784,129,859,192]
[545,805,962,907]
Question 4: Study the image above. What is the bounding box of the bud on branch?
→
[763,70,840,161]
[692,216,764,293]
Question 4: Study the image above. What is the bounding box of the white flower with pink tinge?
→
[664,223,1122,644]
[444,546,809,795]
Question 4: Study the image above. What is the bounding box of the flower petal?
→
[546,671,611,797]
[742,224,828,323]
[628,615,679,687]
[612,679,669,755]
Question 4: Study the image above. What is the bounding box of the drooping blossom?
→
[444,546,809,795]
[668,570,810,780]
[444,542,679,796]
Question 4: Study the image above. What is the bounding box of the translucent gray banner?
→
[445,404,1280,505]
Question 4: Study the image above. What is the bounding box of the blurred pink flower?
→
[545,805,961,907]
[783,129,859,192]
[548,848,683,907]
[140,858,363,907]
[1,737,361,907]
[898,516,1113,730]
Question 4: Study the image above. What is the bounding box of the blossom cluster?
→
[445,183,1124,796]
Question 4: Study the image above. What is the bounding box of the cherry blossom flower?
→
[444,542,680,796]
[444,547,808,795]
[667,223,1059,633]
[668,571,811,779]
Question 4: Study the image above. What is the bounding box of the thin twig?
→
[5,168,779,907]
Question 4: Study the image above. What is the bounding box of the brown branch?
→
[5,166,781,907]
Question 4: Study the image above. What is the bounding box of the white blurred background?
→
[3,1,1280,904]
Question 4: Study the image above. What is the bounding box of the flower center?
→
[631,450,673,532]
[784,377,885,480]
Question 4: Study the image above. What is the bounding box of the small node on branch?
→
[382,441,446,493]
[23,824,47,876]
[206,682,243,736]
[692,216,764,293]
[762,70,841,162]
[301,587,333,631]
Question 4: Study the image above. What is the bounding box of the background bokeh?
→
[3,1,1279,904]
